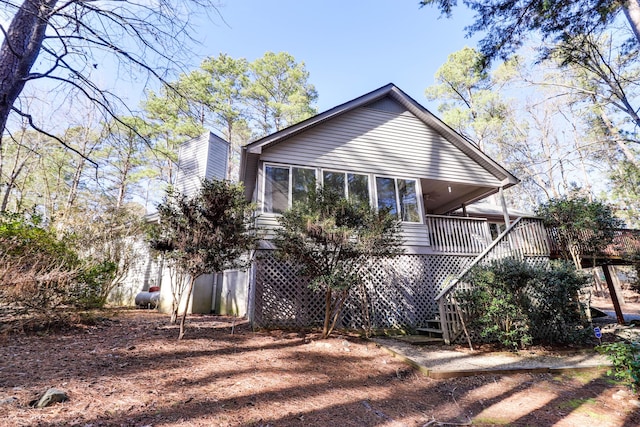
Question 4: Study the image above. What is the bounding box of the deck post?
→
[499,187,510,227]
[602,264,625,324]
[438,298,451,345]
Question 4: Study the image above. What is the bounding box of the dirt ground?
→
[1,310,639,427]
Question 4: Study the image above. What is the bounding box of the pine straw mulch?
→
[0,309,639,427]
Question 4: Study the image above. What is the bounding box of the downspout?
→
[210,272,219,313]
[499,187,510,227]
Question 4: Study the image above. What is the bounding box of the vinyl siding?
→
[176,135,205,197]
[176,133,229,197]
[401,223,431,248]
[248,98,503,251]
[205,134,229,181]
[242,153,260,201]
[260,105,501,187]
[256,213,431,249]
[365,97,409,114]
[109,238,162,305]
[256,215,280,240]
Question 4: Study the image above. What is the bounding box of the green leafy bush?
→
[0,213,78,265]
[459,258,536,349]
[0,212,117,313]
[274,187,404,338]
[0,213,81,312]
[150,179,256,339]
[73,260,118,309]
[596,341,640,393]
[459,258,590,349]
[536,196,623,269]
[527,261,592,343]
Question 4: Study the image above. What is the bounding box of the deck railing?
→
[547,227,640,261]
[435,217,550,344]
[606,229,640,257]
[425,215,492,254]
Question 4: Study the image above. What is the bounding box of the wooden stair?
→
[413,318,444,344]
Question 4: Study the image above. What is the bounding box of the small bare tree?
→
[63,204,147,308]
[149,179,256,339]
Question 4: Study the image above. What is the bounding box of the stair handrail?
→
[435,216,550,344]
[435,216,546,301]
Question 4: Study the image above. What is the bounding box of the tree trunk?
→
[64,158,85,214]
[326,289,349,338]
[598,107,640,167]
[169,268,182,324]
[115,156,132,210]
[623,0,640,47]
[178,275,196,340]
[0,158,25,212]
[322,288,332,338]
[0,0,58,139]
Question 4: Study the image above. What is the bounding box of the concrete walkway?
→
[372,337,612,379]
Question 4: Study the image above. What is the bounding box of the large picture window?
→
[322,170,370,205]
[375,176,421,222]
[263,165,420,223]
[264,165,316,213]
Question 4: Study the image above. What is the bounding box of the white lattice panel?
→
[253,251,475,330]
[254,252,325,328]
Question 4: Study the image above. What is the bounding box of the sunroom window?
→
[375,177,421,223]
[264,165,316,213]
[322,170,370,205]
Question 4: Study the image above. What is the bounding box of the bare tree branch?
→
[10,106,98,167]
[0,0,220,159]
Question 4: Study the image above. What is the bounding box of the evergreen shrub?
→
[458,258,591,349]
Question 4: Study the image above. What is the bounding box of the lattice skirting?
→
[252,250,475,330]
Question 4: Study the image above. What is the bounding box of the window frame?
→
[262,163,317,214]
[320,168,372,206]
[374,174,423,224]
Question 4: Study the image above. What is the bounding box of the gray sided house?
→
[239,83,542,338]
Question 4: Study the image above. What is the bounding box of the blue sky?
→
[190,0,477,113]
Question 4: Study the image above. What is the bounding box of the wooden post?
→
[602,265,625,325]
[610,266,626,304]
[499,187,510,227]
[592,268,604,297]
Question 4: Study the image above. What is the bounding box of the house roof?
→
[241,83,519,188]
